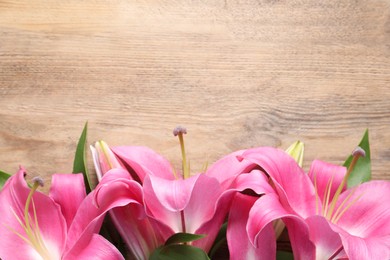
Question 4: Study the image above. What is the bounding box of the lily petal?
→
[192,192,233,252]
[145,174,200,212]
[229,169,275,195]
[305,215,344,259]
[339,232,390,260]
[171,174,222,234]
[49,173,87,229]
[247,193,315,260]
[333,181,390,258]
[335,181,390,237]
[206,150,255,188]
[112,146,175,182]
[241,147,317,218]
[64,233,124,260]
[88,168,159,259]
[143,174,223,235]
[108,206,163,259]
[227,193,275,260]
[192,170,273,252]
[66,168,144,253]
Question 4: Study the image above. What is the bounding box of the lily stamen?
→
[322,174,335,217]
[173,126,190,179]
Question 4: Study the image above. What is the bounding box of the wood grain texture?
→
[1,0,390,191]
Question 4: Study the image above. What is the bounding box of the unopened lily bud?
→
[285,141,304,167]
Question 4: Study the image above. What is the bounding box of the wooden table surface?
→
[1,0,390,191]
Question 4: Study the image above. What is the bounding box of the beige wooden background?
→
[1,0,390,191]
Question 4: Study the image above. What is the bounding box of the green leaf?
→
[343,129,371,188]
[165,232,205,246]
[0,170,12,189]
[149,244,210,260]
[72,122,92,193]
[276,251,294,260]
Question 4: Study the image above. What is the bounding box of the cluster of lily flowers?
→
[0,126,389,260]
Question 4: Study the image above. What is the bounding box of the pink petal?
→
[180,175,223,234]
[143,174,223,235]
[192,170,273,252]
[227,193,275,260]
[112,146,175,182]
[66,169,144,253]
[180,174,225,249]
[324,180,390,258]
[108,206,164,259]
[308,160,346,204]
[0,167,66,258]
[339,232,390,260]
[241,147,317,218]
[247,193,315,260]
[94,169,165,258]
[305,215,343,259]
[283,217,315,260]
[64,233,124,260]
[141,176,177,237]
[188,170,270,252]
[229,169,275,195]
[95,167,132,184]
[335,181,390,238]
[145,174,199,212]
[192,192,232,252]
[206,150,255,188]
[49,173,87,230]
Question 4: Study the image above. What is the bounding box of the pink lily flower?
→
[91,127,262,259]
[233,147,390,259]
[0,167,124,260]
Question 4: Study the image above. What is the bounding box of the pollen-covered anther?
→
[173,126,187,136]
[352,146,366,158]
[32,177,44,187]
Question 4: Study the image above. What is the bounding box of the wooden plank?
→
[1,0,389,191]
